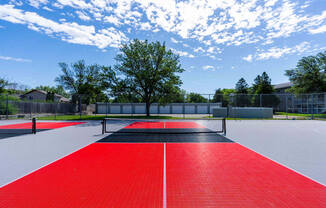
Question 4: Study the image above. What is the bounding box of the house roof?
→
[273,82,293,89]
[22,89,70,101]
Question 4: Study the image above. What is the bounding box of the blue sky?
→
[0,0,326,93]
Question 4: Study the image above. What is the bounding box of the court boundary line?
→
[234,142,326,187]
[163,143,167,208]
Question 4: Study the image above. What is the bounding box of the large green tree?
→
[113,39,184,116]
[55,60,113,104]
[285,51,326,93]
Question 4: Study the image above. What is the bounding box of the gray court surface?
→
[0,120,105,187]
[0,119,325,188]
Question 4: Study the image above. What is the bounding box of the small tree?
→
[212,88,236,107]
[285,51,326,93]
[252,72,279,107]
[234,78,251,107]
[186,93,208,103]
[113,39,184,116]
[0,78,8,94]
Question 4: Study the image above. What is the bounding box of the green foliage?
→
[36,85,69,98]
[186,93,208,103]
[235,78,249,94]
[55,60,114,104]
[0,78,8,94]
[285,51,326,93]
[212,88,236,107]
[252,72,274,94]
[251,72,279,107]
[113,39,184,115]
[0,94,19,115]
[234,78,251,106]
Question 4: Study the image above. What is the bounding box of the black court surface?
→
[98,121,233,143]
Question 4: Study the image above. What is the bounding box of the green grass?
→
[37,115,179,120]
[275,112,326,118]
[37,113,326,121]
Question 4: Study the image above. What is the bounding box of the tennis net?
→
[0,118,37,136]
[101,118,226,135]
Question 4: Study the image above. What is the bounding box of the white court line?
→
[163,143,167,208]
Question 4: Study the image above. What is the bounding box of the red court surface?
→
[124,121,205,129]
[0,122,85,129]
[167,143,326,208]
[0,143,163,208]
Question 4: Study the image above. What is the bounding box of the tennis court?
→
[0,119,325,207]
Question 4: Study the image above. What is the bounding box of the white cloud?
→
[170,48,195,58]
[0,4,128,49]
[194,47,205,53]
[104,15,121,26]
[0,55,31,62]
[170,37,179,44]
[75,11,91,21]
[29,0,48,8]
[242,54,253,62]
[257,42,310,60]
[244,42,311,62]
[309,25,326,34]
[1,1,326,57]
[139,22,151,30]
[202,65,215,71]
[42,6,53,12]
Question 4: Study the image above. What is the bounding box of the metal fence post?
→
[260,94,262,107]
[79,95,82,119]
[54,101,57,120]
[6,94,9,119]
[285,95,288,119]
[311,94,314,120]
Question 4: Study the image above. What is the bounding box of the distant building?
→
[273,82,293,93]
[20,89,70,102]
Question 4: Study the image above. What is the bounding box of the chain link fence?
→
[1,92,325,119]
[0,93,89,120]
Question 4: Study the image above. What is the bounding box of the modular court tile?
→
[0,121,326,208]
[0,143,163,208]
[166,143,326,208]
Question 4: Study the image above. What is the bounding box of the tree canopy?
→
[55,60,114,104]
[235,78,249,94]
[0,78,9,94]
[112,39,184,116]
[285,51,326,93]
[36,85,69,98]
[186,93,208,103]
[252,72,274,94]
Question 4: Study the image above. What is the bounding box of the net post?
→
[101,119,105,134]
[32,118,36,134]
[222,117,226,136]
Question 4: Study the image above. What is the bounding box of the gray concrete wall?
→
[213,107,273,118]
[96,103,221,114]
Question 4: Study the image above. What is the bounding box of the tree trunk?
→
[145,102,151,116]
